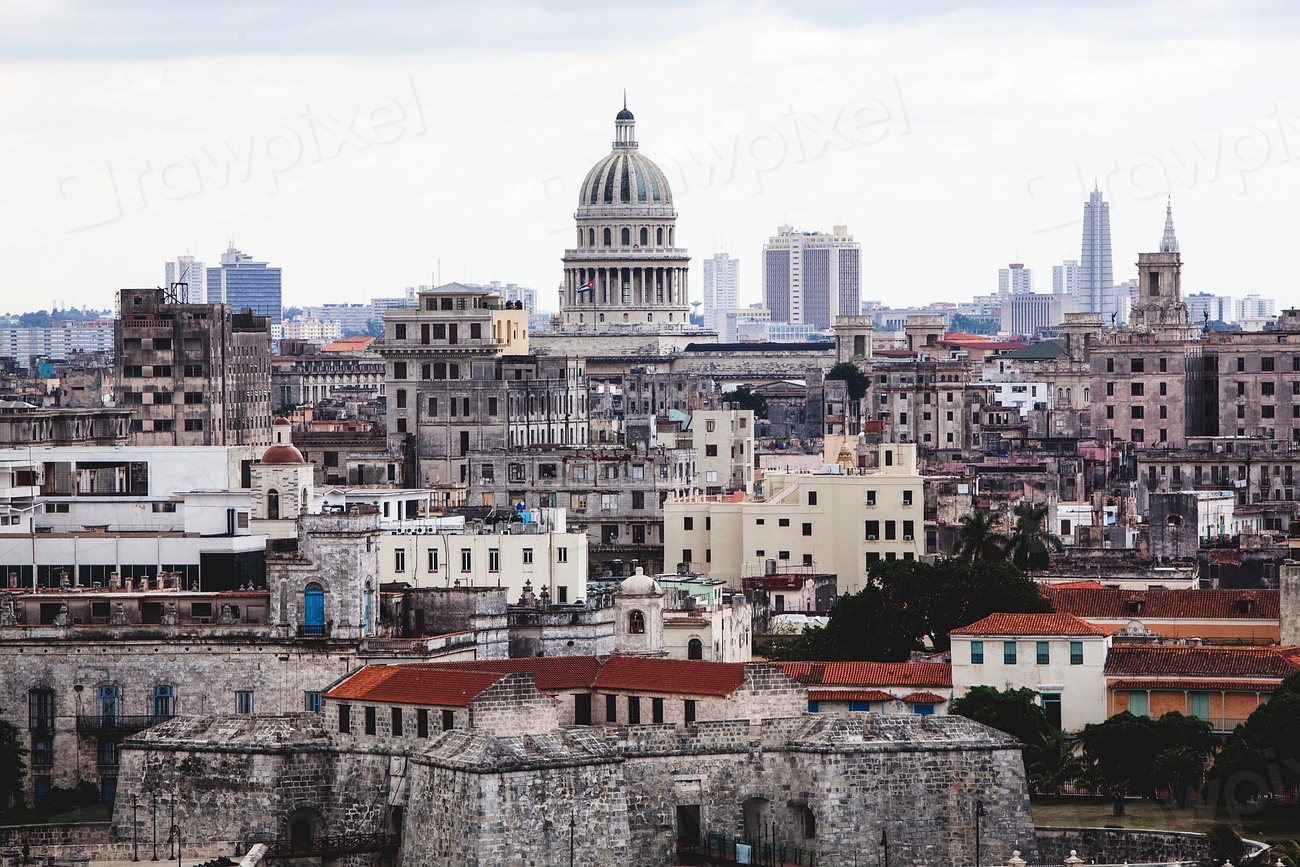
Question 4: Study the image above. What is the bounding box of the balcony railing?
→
[297,623,331,638]
[75,714,172,735]
[678,831,815,866]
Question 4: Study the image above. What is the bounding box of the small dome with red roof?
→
[262,418,305,464]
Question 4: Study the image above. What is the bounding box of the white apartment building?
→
[949,613,1112,733]
[664,443,926,594]
[763,225,860,329]
[1051,260,1079,296]
[0,322,115,362]
[1185,293,1233,325]
[716,307,769,343]
[702,253,739,330]
[276,317,344,343]
[998,263,1032,295]
[1236,294,1276,321]
[378,508,588,604]
[690,409,755,495]
[164,255,206,304]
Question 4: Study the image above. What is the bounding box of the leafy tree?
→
[826,362,870,402]
[283,306,304,321]
[950,314,1000,335]
[953,509,1009,562]
[721,385,768,418]
[1206,671,1300,805]
[1204,824,1247,866]
[1079,711,1214,815]
[0,707,27,810]
[1153,745,1206,809]
[762,559,1051,661]
[1004,503,1063,571]
[950,686,1051,750]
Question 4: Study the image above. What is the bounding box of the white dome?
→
[617,568,662,596]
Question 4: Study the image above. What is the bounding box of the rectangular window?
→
[305,691,321,713]
[683,516,693,531]
[395,323,407,340]
[627,696,641,724]
[884,520,896,540]
[808,491,817,506]
[1131,382,1144,397]
[970,640,984,664]
[339,704,351,733]
[1003,641,1017,665]
[522,548,533,565]
[396,389,407,408]
[865,520,879,539]
[488,549,500,572]
[427,397,438,416]
[574,693,592,726]
[442,709,454,731]
[461,549,472,572]
[393,361,407,379]
[902,490,913,506]
[606,694,618,723]
[394,549,405,572]
[557,547,568,563]
[428,549,439,572]
[364,706,376,734]
[417,708,429,738]
[1190,691,1210,721]
[903,520,914,540]
[183,418,204,432]
[801,522,812,536]
[652,697,664,724]
[1069,641,1084,665]
[1131,358,1144,373]
[866,490,876,506]
[684,699,696,725]
[1036,641,1050,665]
[235,691,254,714]
[1128,691,1149,717]
[488,397,498,415]
[391,707,403,736]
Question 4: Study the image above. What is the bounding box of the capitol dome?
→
[577,107,674,210]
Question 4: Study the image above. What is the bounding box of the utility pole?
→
[132,795,139,862]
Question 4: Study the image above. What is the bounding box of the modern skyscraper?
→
[702,253,739,330]
[164,255,206,304]
[1079,185,1113,317]
[206,245,283,324]
[762,225,860,329]
[1052,260,1080,295]
[998,263,1032,295]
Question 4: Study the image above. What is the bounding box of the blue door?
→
[304,584,325,636]
[98,685,119,725]
[101,776,118,808]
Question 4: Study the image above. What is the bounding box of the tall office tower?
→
[206,245,283,324]
[1052,260,1080,295]
[1079,185,1113,316]
[997,263,1032,295]
[702,253,739,329]
[762,225,860,328]
[1236,295,1277,320]
[164,256,206,304]
[116,287,273,447]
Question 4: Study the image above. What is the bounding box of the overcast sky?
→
[4,1,1300,315]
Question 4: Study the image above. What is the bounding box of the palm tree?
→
[1004,503,1064,572]
[952,508,1009,562]
[1027,729,1086,798]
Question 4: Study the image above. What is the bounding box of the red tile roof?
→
[949,613,1111,637]
[1104,645,1300,679]
[901,691,948,703]
[1043,587,1280,620]
[594,656,748,697]
[324,665,505,707]
[1110,679,1285,692]
[809,689,896,702]
[424,657,602,693]
[775,661,952,688]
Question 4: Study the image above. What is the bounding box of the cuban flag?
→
[577,278,594,294]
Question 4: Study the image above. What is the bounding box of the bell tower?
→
[1128,202,1190,339]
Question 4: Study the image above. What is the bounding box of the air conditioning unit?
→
[866,535,878,541]
[903,535,914,541]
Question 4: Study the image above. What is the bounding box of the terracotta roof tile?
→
[949,613,1111,637]
[425,657,602,693]
[901,691,948,703]
[1104,645,1300,679]
[1042,587,1280,620]
[775,661,952,688]
[324,666,505,707]
[809,689,896,702]
[594,656,748,697]
[1110,678,1285,691]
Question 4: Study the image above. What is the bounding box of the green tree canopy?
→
[950,686,1051,748]
[1005,503,1064,571]
[826,362,871,402]
[721,385,768,418]
[0,706,27,810]
[1079,711,1215,815]
[1206,670,1300,805]
[763,558,1052,661]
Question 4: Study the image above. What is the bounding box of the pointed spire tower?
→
[1160,199,1179,254]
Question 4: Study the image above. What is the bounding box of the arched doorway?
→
[303,583,325,636]
[687,638,703,660]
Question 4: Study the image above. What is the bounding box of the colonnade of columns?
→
[563,265,688,312]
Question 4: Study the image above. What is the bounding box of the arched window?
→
[588,228,595,246]
[688,638,703,660]
[639,227,648,245]
[267,489,280,520]
[603,228,611,246]
[621,227,631,245]
[304,582,325,636]
[1083,387,1090,402]
[628,610,645,634]
[153,685,174,720]
[363,582,373,636]
[656,227,663,245]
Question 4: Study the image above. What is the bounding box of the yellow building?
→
[664,443,926,594]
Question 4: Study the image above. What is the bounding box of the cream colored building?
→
[378,508,588,605]
[949,613,1112,733]
[664,443,926,594]
[690,408,755,495]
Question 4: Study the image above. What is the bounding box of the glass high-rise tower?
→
[206,245,283,325]
[1079,185,1113,318]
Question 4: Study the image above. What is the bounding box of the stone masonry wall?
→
[467,673,560,735]
[1034,827,1208,864]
